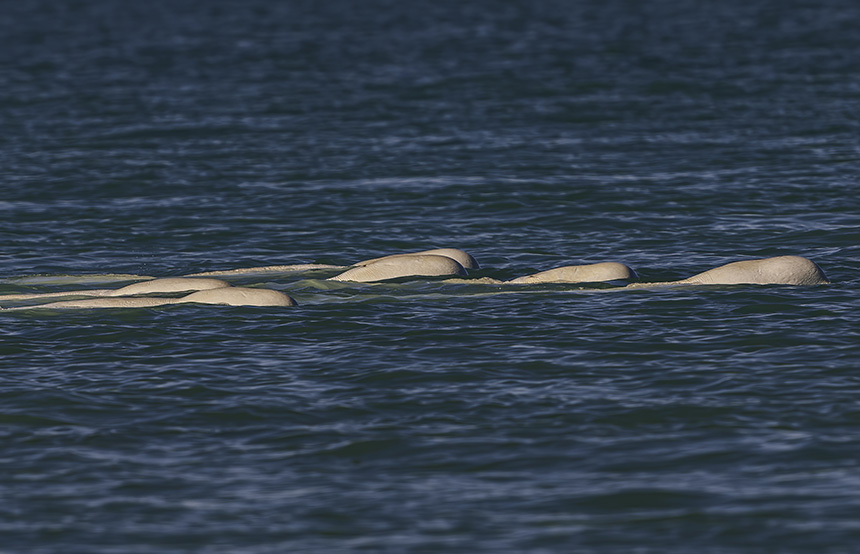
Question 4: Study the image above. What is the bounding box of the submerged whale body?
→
[177,248,479,278]
[356,248,480,270]
[183,264,345,277]
[18,297,179,309]
[508,262,638,284]
[329,254,467,283]
[105,278,230,296]
[0,277,232,303]
[7,287,297,310]
[629,256,829,287]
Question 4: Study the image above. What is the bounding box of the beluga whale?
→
[0,277,231,303]
[628,256,829,287]
[508,262,638,284]
[4,287,297,310]
[180,248,480,278]
[329,254,468,283]
[355,248,480,270]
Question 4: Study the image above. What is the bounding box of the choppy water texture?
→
[2,0,859,552]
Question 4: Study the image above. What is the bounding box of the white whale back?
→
[680,255,829,286]
[330,254,467,282]
[181,287,297,306]
[106,277,231,296]
[0,277,232,303]
[356,248,479,270]
[8,297,180,309]
[9,287,296,310]
[508,262,638,284]
[626,256,830,288]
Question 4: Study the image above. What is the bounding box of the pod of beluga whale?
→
[0,249,828,310]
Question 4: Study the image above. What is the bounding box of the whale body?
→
[329,254,467,283]
[14,297,182,309]
[6,287,297,310]
[176,248,479,278]
[628,256,829,287]
[105,278,230,296]
[508,262,638,284]
[679,255,829,285]
[0,277,232,303]
[356,248,479,270]
[182,287,297,307]
[183,264,345,277]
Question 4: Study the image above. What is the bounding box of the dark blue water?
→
[2,0,859,551]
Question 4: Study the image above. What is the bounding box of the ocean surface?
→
[2,0,859,551]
